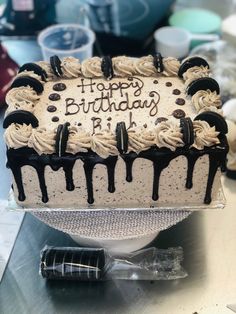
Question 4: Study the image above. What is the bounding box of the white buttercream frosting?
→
[4,123,32,149]
[61,57,81,78]
[192,120,220,150]
[192,89,222,112]
[155,120,184,151]
[28,128,56,155]
[81,57,103,78]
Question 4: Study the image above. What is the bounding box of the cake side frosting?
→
[3,55,228,207]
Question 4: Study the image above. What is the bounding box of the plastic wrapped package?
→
[40,246,187,281]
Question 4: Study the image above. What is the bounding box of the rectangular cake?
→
[3,55,228,209]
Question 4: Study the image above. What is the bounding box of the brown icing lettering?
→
[148,91,160,116]
[65,98,80,115]
[91,117,102,134]
[77,77,144,98]
[77,78,95,93]
[127,112,137,130]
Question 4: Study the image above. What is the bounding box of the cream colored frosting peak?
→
[192,120,220,150]
[112,56,135,77]
[90,131,118,158]
[4,123,32,149]
[199,105,223,116]
[163,57,180,76]
[134,55,157,76]
[28,128,56,155]
[16,70,44,84]
[66,126,91,154]
[192,89,222,112]
[183,65,210,86]
[155,120,184,151]
[37,61,57,80]
[5,86,40,114]
[128,128,155,153]
[61,57,81,78]
[81,57,103,78]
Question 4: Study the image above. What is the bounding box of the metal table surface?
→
[0,116,236,314]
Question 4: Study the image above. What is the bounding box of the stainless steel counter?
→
[0,116,236,314]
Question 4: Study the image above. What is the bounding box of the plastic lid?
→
[169,8,221,34]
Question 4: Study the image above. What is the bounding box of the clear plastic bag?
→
[40,246,187,281]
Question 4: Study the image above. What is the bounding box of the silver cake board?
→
[6,183,226,213]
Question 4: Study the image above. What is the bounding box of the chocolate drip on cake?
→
[6,137,228,205]
[185,154,199,189]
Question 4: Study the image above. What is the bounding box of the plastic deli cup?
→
[37,24,95,61]
[154,26,219,59]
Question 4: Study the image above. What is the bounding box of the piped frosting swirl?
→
[163,57,180,76]
[112,56,135,77]
[91,131,118,158]
[192,89,222,112]
[4,123,32,149]
[128,128,155,153]
[155,120,184,151]
[66,126,90,154]
[192,120,220,150]
[16,71,44,84]
[134,55,157,76]
[37,61,57,80]
[61,57,81,78]
[28,128,56,155]
[81,57,103,78]
[6,86,40,114]
[183,65,210,86]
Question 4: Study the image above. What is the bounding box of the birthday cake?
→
[3,55,228,209]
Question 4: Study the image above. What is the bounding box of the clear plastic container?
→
[37,23,95,62]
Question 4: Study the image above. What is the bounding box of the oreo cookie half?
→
[3,110,39,128]
[50,55,62,77]
[116,122,128,154]
[187,77,220,96]
[101,56,113,80]
[11,76,44,94]
[153,53,164,73]
[178,56,209,78]
[19,63,47,81]
[180,117,194,147]
[55,122,70,156]
[194,111,228,134]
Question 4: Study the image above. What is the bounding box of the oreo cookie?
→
[194,111,228,134]
[11,76,44,94]
[18,63,47,81]
[116,122,128,154]
[101,56,113,80]
[180,117,194,147]
[50,55,62,77]
[55,122,70,156]
[187,77,220,96]
[153,53,164,73]
[178,56,209,78]
[3,110,39,128]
